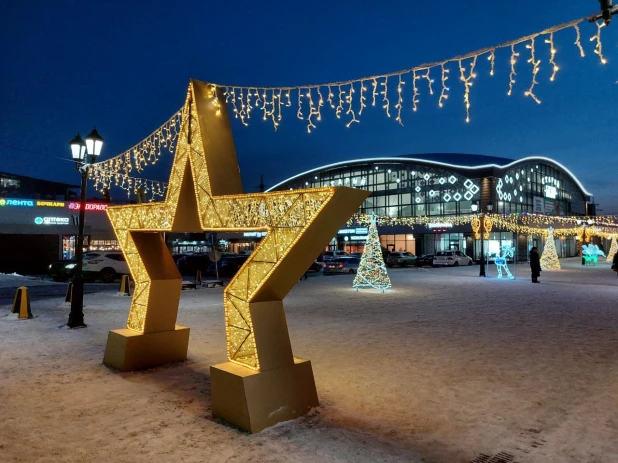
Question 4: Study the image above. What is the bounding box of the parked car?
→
[433,250,473,267]
[322,250,350,261]
[414,254,434,267]
[206,255,249,277]
[49,251,130,283]
[323,257,361,275]
[176,253,212,275]
[386,251,417,267]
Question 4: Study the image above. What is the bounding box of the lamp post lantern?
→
[67,128,103,328]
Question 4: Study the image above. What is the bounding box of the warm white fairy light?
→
[327,85,335,109]
[336,85,344,119]
[371,78,378,106]
[359,80,367,115]
[316,87,324,121]
[574,24,585,57]
[507,44,520,96]
[438,63,449,108]
[238,88,248,126]
[285,89,292,107]
[267,91,279,130]
[345,83,359,127]
[545,33,560,81]
[524,38,542,104]
[381,76,390,117]
[422,68,434,95]
[590,21,608,64]
[412,70,420,112]
[488,49,496,76]
[395,73,405,125]
[306,88,317,132]
[458,56,477,123]
[229,88,239,119]
[296,88,303,120]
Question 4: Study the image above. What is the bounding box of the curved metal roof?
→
[266,153,592,197]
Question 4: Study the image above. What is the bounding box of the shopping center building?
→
[267,153,595,262]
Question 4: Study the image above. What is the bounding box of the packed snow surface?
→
[1,258,617,462]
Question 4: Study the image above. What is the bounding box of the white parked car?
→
[82,251,130,283]
[433,250,473,267]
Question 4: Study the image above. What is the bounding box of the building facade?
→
[267,153,594,261]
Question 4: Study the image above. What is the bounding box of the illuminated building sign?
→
[0,198,35,207]
[34,217,70,225]
[68,202,108,211]
[428,222,453,229]
[338,227,369,235]
[36,201,64,207]
[544,185,557,199]
[243,231,267,238]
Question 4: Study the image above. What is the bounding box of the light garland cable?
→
[524,37,542,104]
[545,32,560,81]
[590,21,608,64]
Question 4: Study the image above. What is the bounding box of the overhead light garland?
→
[213,12,612,132]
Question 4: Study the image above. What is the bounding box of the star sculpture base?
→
[211,358,318,433]
[103,325,190,372]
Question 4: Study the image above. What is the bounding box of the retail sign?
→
[544,185,557,199]
[533,196,544,213]
[68,202,108,211]
[0,198,35,207]
[34,216,70,225]
[338,227,369,235]
[243,231,267,238]
[428,222,453,229]
[36,200,64,207]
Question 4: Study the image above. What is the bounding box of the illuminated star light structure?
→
[102,79,368,433]
[540,227,561,270]
[353,216,391,291]
[495,245,515,279]
[582,243,605,265]
[606,235,617,263]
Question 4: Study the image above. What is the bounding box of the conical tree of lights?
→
[540,227,561,270]
[353,216,392,291]
[606,235,618,263]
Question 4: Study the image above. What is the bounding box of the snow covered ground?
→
[1,257,617,463]
[0,273,59,288]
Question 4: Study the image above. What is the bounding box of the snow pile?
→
[1,257,617,462]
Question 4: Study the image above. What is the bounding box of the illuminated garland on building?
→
[213,13,612,131]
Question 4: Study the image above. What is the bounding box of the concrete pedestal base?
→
[103,325,190,371]
[211,358,319,433]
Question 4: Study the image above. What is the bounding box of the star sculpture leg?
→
[102,79,369,432]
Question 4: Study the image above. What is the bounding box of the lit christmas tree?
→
[353,216,391,291]
[540,226,561,270]
[606,235,617,263]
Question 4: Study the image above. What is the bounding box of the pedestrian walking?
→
[612,252,618,276]
[529,246,541,283]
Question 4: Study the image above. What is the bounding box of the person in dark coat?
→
[529,246,541,283]
[612,252,618,276]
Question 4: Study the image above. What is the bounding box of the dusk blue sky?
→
[1,1,617,211]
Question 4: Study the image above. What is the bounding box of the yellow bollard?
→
[117,275,131,296]
[195,270,202,286]
[11,286,33,319]
[65,282,73,303]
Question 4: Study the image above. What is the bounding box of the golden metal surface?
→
[107,79,369,371]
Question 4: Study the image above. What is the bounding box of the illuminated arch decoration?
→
[495,245,515,279]
[582,243,605,265]
[102,79,368,433]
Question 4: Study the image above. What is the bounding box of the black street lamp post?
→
[473,201,493,277]
[67,128,103,328]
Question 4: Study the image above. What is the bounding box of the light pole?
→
[67,128,103,328]
[472,201,493,277]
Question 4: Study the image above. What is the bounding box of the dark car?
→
[415,254,434,267]
[177,253,212,276]
[206,255,249,277]
[323,257,361,275]
[48,259,77,282]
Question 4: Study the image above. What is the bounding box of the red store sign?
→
[68,202,108,211]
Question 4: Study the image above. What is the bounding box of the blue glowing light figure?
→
[582,244,605,265]
[495,245,515,279]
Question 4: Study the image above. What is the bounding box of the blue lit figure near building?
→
[495,245,515,279]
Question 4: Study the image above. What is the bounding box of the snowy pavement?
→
[1,257,617,462]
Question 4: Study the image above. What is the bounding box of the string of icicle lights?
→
[89,109,182,197]
[216,13,612,132]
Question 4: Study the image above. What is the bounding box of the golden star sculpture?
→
[103,79,369,384]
